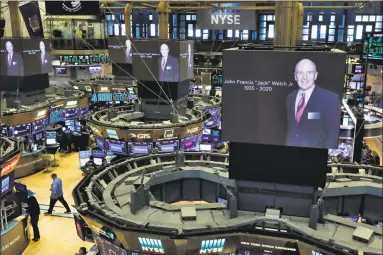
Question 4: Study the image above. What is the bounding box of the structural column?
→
[8,2,22,37]
[156,2,171,40]
[124,3,132,37]
[274,2,301,47]
[296,3,304,42]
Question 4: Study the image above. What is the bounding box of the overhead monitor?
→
[46,131,57,145]
[222,49,346,149]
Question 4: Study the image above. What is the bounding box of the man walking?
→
[45,173,71,215]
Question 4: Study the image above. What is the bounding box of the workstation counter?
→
[0,215,29,255]
[14,147,48,179]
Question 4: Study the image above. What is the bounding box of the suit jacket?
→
[125,49,132,64]
[40,52,51,73]
[158,55,179,82]
[285,86,341,149]
[5,52,24,76]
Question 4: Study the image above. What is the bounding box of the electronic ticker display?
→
[223,50,345,149]
[361,33,383,62]
[59,54,108,65]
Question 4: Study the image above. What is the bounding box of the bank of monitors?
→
[46,131,57,145]
[128,142,152,156]
[155,140,179,153]
[0,38,52,76]
[8,123,31,138]
[222,49,346,149]
[132,40,194,82]
[105,140,127,155]
[65,120,81,132]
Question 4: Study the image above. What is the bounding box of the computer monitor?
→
[35,132,43,141]
[200,144,212,152]
[46,131,57,145]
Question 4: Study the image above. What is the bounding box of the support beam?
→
[9,2,22,37]
[296,3,304,42]
[157,2,171,40]
[274,1,299,48]
[124,3,132,37]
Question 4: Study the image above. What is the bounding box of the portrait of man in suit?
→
[285,58,341,149]
[125,39,132,64]
[40,41,51,73]
[4,41,24,76]
[158,43,179,82]
[187,43,194,79]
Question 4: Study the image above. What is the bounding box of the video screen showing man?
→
[222,50,345,150]
[39,40,52,73]
[158,43,179,82]
[125,39,132,64]
[3,40,24,76]
[285,59,341,148]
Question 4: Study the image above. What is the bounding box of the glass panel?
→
[203,29,208,34]
[188,24,193,37]
[376,22,382,30]
[227,30,233,37]
[328,35,335,42]
[235,30,240,38]
[377,16,383,22]
[260,28,266,34]
[149,14,153,21]
[173,28,177,39]
[362,15,369,22]
[107,24,113,36]
[242,30,248,40]
[173,15,178,25]
[329,29,335,35]
[311,25,318,39]
[114,24,120,36]
[267,15,273,21]
[366,25,373,32]
[136,26,140,38]
[180,15,185,21]
[319,15,323,22]
[338,28,344,41]
[150,23,156,36]
[341,15,346,26]
[320,25,327,39]
[121,24,126,36]
[268,24,274,38]
[303,35,309,41]
[260,34,266,40]
[195,29,201,37]
[355,25,363,40]
[261,22,266,28]
[308,15,312,22]
[203,33,208,40]
[192,15,196,20]
[347,36,353,42]
[330,22,335,26]
[260,15,266,21]
[370,15,376,22]
[303,28,309,34]
[186,15,191,21]
[355,15,362,22]
[331,15,335,22]
[180,34,185,39]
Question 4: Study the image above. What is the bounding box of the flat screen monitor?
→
[361,33,383,62]
[92,150,105,158]
[35,132,43,141]
[49,108,65,124]
[128,142,152,156]
[352,64,364,74]
[113,92,128,102]
[181,135,199,151]
[89,66,101,74]
[205,116,219,129]
[9,123,31,138]
[1,173,14,198]
[94,235,128,255]
[95,136,105,149]
[46,131,57,145]
[64,108,80,119]
[105,140,127,155]
[73,214,85,241]
[56,67,67,74]
[106,129,119,139]
[80,106,89,117]
[155,140,178,153]
[32,118,46,134]
[200,144,212,152]
[128,87,134,94]
[97,93,113,102]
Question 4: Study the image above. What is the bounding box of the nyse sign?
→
[197,10,256,30]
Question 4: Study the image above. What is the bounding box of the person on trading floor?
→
[75,247,87,255]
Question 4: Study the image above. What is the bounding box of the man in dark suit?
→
[125,39,132,64]
[187,43,194,79]
[40,41,51,73]
[285,59,341,149]
[158,43,179,82]
[4,41,24,76]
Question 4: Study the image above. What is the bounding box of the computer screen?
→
[46,131,57,145]
[92,150,105,158]
[200,144,212,152]
[95,136,105,149]
[35,132,43,141]
[182,135,199,151]
[128,142,152,156]
[32,118,46,134]
[106,129,119,139]
[155,140,178,153]
[9,124,31,138]
[105,140,127,155]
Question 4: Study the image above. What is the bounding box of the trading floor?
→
[20,153,93,255]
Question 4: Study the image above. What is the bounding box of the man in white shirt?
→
[285,58,341,149]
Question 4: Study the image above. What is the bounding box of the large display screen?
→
[0,38,51,76]
[9,123,31,138]
[182,135,199,151]
[106,140,127,155]
[132,40,193,82]
[59,54,107,65]
[32,118,47,134]
[222,50,346,149]
[108,37,133,64]
[361,33,383,62]
[49,107,65,124]
[95,136,105,150]
[64,108,80,119]
[1,173,14,197]
[155,140,178,153]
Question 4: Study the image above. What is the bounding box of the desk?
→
[14,147,48,179]
[0,216,29,255]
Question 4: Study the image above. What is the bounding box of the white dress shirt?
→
[295,85,315,116]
